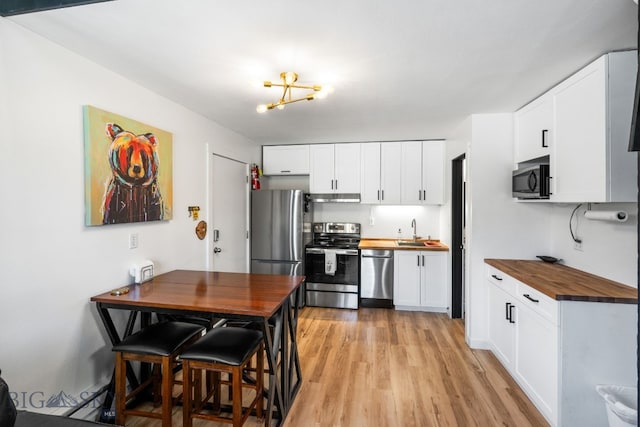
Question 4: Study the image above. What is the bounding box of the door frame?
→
[451,154,466,318]
[206,151,250,271]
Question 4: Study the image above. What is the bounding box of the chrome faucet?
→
[411,218,417,241]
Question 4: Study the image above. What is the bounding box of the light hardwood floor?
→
[124,307,549,427]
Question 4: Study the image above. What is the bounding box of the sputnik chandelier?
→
[256,71,331,113]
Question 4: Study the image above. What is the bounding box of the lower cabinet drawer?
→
[306,290,358,309]
[515,281,558,324]
[487,265,516,295]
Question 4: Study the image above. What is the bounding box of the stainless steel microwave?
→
[512,163,550,199]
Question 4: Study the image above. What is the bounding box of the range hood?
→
[309,193,361,203]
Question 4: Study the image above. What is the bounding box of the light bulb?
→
[256,104,268,113]
[316,85,334,99]
[284,71,297,85]
[276,103,285,110]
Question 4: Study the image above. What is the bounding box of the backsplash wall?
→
[261,175,445,239]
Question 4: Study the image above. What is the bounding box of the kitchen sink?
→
[397,240,441,247]
[397,240,427,246]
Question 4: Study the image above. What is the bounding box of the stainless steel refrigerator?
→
[250,190,311,283]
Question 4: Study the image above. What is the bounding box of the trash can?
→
[596,385,638,427]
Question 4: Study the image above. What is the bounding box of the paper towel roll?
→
[583,210,628,222]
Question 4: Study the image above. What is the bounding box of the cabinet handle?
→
[417,255,420,266]
[509,304,515,323]
[331,179,334,190]
[523,294,539,303]
[381,190,384,201]
[505,302,510,321]
[491,274,503,281]
[423,190,426,200]
[418,190,422,201]
[422,255,425,266]
[335,179,338,190]
[541,129,548,148]
[280,170,291,173]
[377,190,380,201]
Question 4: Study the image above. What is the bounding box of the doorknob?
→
[213,247,222,253]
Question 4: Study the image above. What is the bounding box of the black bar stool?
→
[113,321,205,427]
[181,327,264,427]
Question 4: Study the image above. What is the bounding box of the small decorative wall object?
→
[195,220,207,240]
[188,206,200,220]
[83,106,173,226]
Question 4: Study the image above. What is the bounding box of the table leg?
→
[287,288,302,400]
[95,304,141,423]
[262,311,284,426]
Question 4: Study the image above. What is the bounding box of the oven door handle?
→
[306,248,325,254]
[305,248,359,255]
[335,249,359,255]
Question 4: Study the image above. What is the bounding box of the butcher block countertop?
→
[485,259,637,304]
[359,238,449,251]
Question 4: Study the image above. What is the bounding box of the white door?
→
[210,154,249,272]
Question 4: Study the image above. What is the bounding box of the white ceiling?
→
[9,0,638,145]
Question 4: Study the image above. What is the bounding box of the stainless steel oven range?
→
[305,222,360,309]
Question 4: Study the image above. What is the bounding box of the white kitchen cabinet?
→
[261,144,309,175]
[400,140,445,205]
[485,262,636,427]
[309,143,361,193]
[514,297,558,421]
[486,269,516,367]
[551,51,637,202]
[360,142,402,204]
[514,93,553,163]
[393,250,447,311]
[514,51,637,203]
[486,264,558,425]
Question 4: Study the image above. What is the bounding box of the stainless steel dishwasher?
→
[360,249,394,308]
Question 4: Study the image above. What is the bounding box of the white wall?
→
[0,18,259,411]
[465,114,551,347]
[549,202,637,286]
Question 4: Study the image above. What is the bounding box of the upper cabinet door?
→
[552,60,607,202]
[309,144,335,193]
[334,143,361,193]
[514,94,553,163]
[262,145,310,175]
[400,141,423,204]
[422,140,444,205]
[360,143,382,204]
[551,52,636,203]
[400,140,445,205]
[380,142,402,204]
[309,143,361,193]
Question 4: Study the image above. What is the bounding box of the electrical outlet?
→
[129,233,139,249]
[573,240,583,251]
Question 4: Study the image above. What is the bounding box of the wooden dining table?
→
[90,270,305,427]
